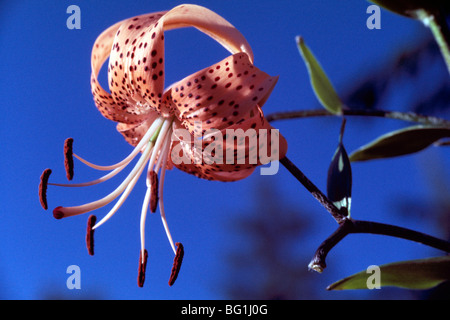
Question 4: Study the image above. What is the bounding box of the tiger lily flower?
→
[40,4,287,287]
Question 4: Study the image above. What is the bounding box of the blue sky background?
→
[1,0,448,300]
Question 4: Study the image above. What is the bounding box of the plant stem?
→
[280,156,450,273]
[267,109,450,127]
[280,156,347,224]
[309,219,450,273]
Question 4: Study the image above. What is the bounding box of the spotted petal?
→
[90,19,148,124]
[107,12,170,117]
[161,4,254,61]
[91,4,254,126]
[116,114,159,147]
[170,52,278,136]
[170,105,287,182]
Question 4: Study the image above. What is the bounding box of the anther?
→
[138,249,148,287]
[86,215,97,256]
[39,169,52,210]
[150,171,159,213]
[168,242,184,286]
[64,138,74,181]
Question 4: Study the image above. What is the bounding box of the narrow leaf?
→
[350,125,450,162]
[327,119,352,216]
[368,0,449,19]
[327,256,450,290]
[296,36,343,114]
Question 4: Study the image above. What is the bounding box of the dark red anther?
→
[149,171,159,213]
[138,249,148,287]
[39,168,52,210]
[168,242,184,286]
[64,138,74,181]
[86,215,97,256]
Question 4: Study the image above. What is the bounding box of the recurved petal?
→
[170,52,278,136]
[91,19,150,124]
[108,11,174,117]
[94,4,254,125]
[162,4,253,61]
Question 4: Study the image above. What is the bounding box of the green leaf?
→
[349,125,450,162]
[327,119,352,216]
[368,0,449,19]
[296,36,343,115]
[327,256,450,290]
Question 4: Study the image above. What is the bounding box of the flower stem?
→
[267,109,450,127]
[280,156,347,224]
[309,218,450,272]
[280,156,450,273]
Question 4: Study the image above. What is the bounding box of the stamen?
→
[140,187,152,261]
[139,120,174,264]
[73,117,164,171]
[158,131,177,254]
[39,168,52,210]
[57,119,173,222]
[48,121,167,191]
[143,119,173,214]
[64,138,74,181]
[93,117,172,229]
[146,119,173,174]
[149,171,159,213]
[53,140,154,220]
[168,242,184,286]
[86,215,97,256]
[137,249,148,288]
[92,144,152,229]
[49,166,125,188]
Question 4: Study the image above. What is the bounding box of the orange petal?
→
[172,157,257,182]
[90,19,147,124]
[108,12,173,117]
[171,53,278,136]
[162,4,253,61]
[169,106,287,182]
[224,105,288,166]
[116,112,159,147]
[91,4,254,125]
